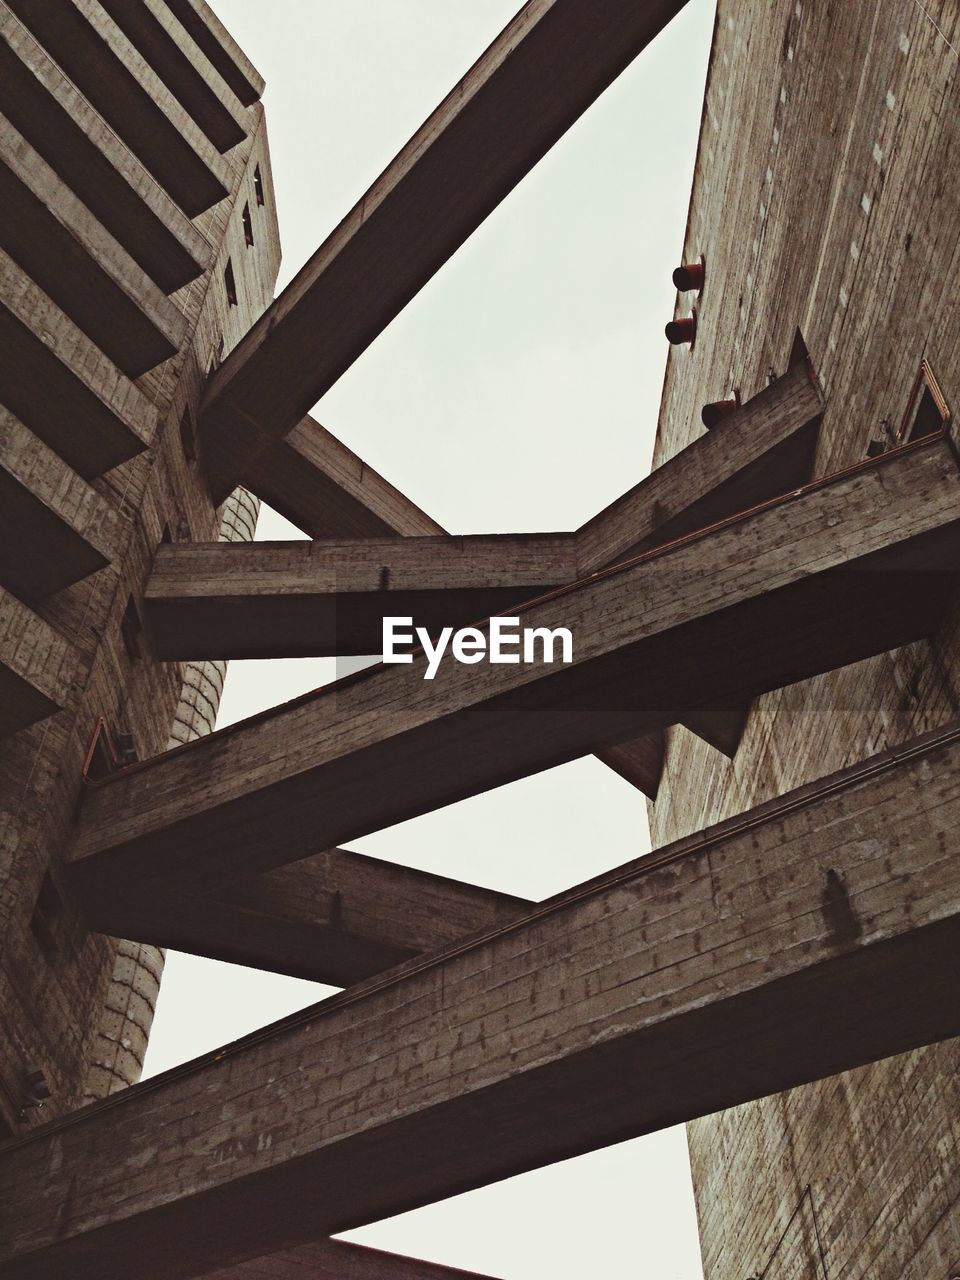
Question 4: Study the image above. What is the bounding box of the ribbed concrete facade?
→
[0,0,280,1131]
[649,2,960,1276]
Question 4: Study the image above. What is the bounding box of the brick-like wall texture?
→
[82,485,261,1102]
[649,3,960,1277]
[0,1,281,1132]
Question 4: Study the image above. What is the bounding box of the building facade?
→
[651,3,960,1277]
[0,0,280,1130]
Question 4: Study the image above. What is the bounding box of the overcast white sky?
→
[142,3,717,1276]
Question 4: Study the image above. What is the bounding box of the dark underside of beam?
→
[594,732,666,799]
[0,303,148,478]
[76,847,534,987]
[200,1238,504,1280]
[0,469,110,602]
[6,723,960,1279]
[160,0,264,106]
[69,437,960,894]
[0,33,208,292]
[97,0,248,153]
[146,583,575,661]
[0,150,180,378]
[5,0,229,217]
[199,0,689,499]
[0,662,61,737]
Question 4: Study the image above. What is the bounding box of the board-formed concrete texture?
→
[5,724,960,1278]
[648,3,960,1278]
[2,2,960,1279]
[0,0,277,1153]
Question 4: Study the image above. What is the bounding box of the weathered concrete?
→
[0,408,119,601]
[98,0,249,154]
[0,114,187,377]
[199,0,691,500]
[650,3,960,1278]
[0,250,157,477]
[5,0,231,217]
[71,435,960,892]
[76,846,533,986]
[0,587,81,736]
[0,8,212,292]
[5,722,960,1278]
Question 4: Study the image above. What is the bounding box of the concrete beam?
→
[70,435,960,893]
[159,0,264,107]
[98,0,249,154]
[0,114,186,378]
[0,408,119,601]
[76,846,533,987]
[5,0,231,218]
[199,0,689,499]
[0,251,157,478]
[8,723,960,1278]
[575,360,822,572]
[594,733,666,801]
[0,7,211,292]
[239,415,446,540]
[231,415,662,796]
[201,1240,503,1280]
[0,586,81,735]
[680,698,753,759]
[144,534,577,659]
[148,367,823,660]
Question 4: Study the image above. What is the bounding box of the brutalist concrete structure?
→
[0,0,280,1131]
[651,5,960,1278]
[0,2,957,1279]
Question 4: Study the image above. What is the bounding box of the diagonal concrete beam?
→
[75,846,533,988]
[199,0,690,500]
[70,434,960,894]
[200,1239,504,1280]
[7,722,960,1279]
[146,366,821,663]
[575,359,822,571]
[236,414,446,540]
[144,534,577,660]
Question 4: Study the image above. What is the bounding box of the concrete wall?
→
[649,2,960,1276]
[0,2,280,1129]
